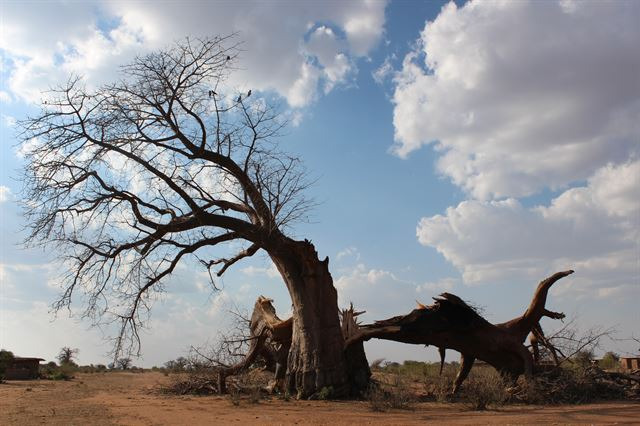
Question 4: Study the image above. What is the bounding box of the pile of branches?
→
[160,368,273,396]
[514,317,640,404]
[160,371,222,395]
[511,365,640,404]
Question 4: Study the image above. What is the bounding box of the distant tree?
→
[116,357,132,370]
[164,356,188,372]
[599,351,619,370]
[19,36,368,397]
[56,347,79,366]
[0,349,15,381]
[573,349,595,367]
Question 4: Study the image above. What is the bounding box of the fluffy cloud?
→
[0,1,388,107]
[335,263,412,319]
[240,263,280,279]
[305,26,356,94]
[336,246,361,261]
[334,263,458,319]
[0,186,12,202]
[417,160,639,295]
[372,55,394,85]
[391,0,640,200]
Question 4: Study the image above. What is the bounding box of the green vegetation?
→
[0,349,15,382]
[599,352,620,370]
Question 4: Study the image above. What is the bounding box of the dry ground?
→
[1,372,638,425]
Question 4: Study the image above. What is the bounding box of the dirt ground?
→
[1,372,638,425]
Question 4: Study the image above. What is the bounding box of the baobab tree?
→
[20,36,367,398]
[57,347,79,366]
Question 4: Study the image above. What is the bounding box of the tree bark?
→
[270,238,368,398]
[498,270,574,342]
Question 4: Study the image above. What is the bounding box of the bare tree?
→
[56,347,79,365]
[20,36,366,398]
[543,317,616,364]
[116,357,133,370]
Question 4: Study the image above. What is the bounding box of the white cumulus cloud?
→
[0,1,388,108]
[391,0,640,200]
[334,263,458,319]
[417,160,640,296]
[0,186,12,202]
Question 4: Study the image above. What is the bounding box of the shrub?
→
[39,361,76,380]
[0,349,15,382]
[599,352,619,370]
[573,350,595,368]
[313,386,334,400]
[228,387,241,406]
[164,357,189,372]
[50,370,73,381]
[418,362,457,402]
[366,376,416,412]
[460,369,507,410]
[366,384,388,412]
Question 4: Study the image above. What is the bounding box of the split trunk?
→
[269,238,370,398]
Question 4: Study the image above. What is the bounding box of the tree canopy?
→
[20,36,313,358]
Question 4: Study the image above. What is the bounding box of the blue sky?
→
[1,0,638,367]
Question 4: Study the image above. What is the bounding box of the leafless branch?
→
[18,36,313,359]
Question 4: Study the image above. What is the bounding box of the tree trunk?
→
[270,238,368,398]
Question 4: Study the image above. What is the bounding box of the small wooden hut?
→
[4,357,44,380]
[620,357,640,371]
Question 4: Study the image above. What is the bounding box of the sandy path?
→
[1,372,638,425]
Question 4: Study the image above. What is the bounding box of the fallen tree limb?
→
[345,270,575,393]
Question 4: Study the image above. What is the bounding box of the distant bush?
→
[50,364,75,381]
[599,352,620,370]
[512,364,629,404]
[573,350,595,368]
[40,360,76,380]
[50,370,73,381]
[77,364,108,373]
[366,376,416,412]
[378,359,441,380]
[313,386,334,400]
[0,349,15,382]
[40,361,58,377]
[164,357,189,372]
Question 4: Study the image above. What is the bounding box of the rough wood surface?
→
[346,271,575,393]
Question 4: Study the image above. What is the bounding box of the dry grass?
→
[374,360,638,408]
[366,376,416,412]
[459,368,508,410]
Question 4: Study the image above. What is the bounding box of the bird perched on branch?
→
[237,95,242,103]
[247,89,252,97]
[226,55,231,61]
[208,90,217,97]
